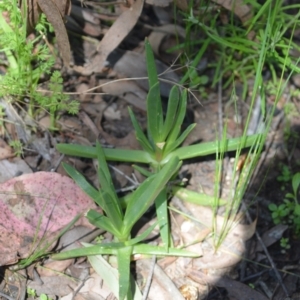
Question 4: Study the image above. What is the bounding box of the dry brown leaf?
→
[107,50,180,97]
[173,0,188,11]
[81,0,144,74]
[146,0,173,7]
[188,270,268,300]
[256,224,288,252]
[212,0,252,24]
[20,0,71,66]
[178,203,257,270]
[101,80,147,111]
[0,138,13,160]
[28,275,77,297]
[148,24,185,63]
[37,0,71,66]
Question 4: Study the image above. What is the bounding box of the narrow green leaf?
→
[166,89,188,144]
[86,209,121,237]
[62,163,103,206]
[57,143,152,164]
[128,107,154,153]
[52,242,125,260]
[125,221,158,246]
[164,123,196,155]
[145,39,159,89]
[96,141,112,183]
[122,156,181,236]
[117,246,133,300]
[162,86,180,141]
[52,241,199,261]
[88,254,143,300]
[155,189,170,247]
[292,173,300,197]
[172,186,227,206]
[57,144,97,158]
[96,142,123,229]
[147,83,164,144]
[132,244,200,257]
[132,164,153,177]
[167,135,260,161]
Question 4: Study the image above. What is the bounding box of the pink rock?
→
[0,172,96,265]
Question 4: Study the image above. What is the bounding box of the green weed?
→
[269,172,300,235]
[54,41,261,299]
[0,0,78,129]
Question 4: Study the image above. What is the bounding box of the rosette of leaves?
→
[52,142,198,300]
[57,40,259,246]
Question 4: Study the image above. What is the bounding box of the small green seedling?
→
[280,237,291,254]
[277,164,293,190]
[269,172,300,235]
[27,287,36,298]
[27,286,53,300]
[268,203,290,225]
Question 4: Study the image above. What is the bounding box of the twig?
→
[142,255,156,300]
[243,206,289,297]
[0,291,16,300]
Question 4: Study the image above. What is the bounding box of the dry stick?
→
[244,207,289,297]
[0,291,16,300]
[141,255,156,300]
